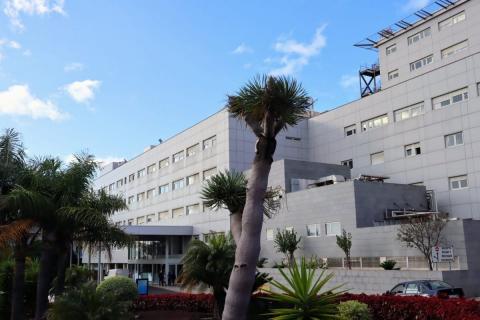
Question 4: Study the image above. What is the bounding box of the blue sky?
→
[0,0,431,162]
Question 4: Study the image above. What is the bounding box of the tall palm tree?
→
[222,75,312,320]
[201,170,280,244]
[0,128,25,195]
[177,234,236,320]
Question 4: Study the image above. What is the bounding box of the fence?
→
[324,256,461,270]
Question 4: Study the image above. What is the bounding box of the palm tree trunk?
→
[230,211,242,245]
[53,246,68,296]
[222,142,274,320]
[213,287,226,320]
[34,232,57,320]
[10,243,26,320]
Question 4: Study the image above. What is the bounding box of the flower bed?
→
[133,292,480,320]
[341,293,480,320]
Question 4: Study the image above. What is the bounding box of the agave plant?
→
[264,257,345,320]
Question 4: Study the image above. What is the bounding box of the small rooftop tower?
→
[359,63,381,97]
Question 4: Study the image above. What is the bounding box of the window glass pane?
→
[455,132,463,145]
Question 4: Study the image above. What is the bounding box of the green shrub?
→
[338,300,371,320]
[0,258,14,318]
[305,255,326,269]
[380,260,397,270]
[48,282,131,320]
[96,276,137,302]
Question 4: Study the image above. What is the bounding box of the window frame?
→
[159,157,169,168]
[344,124,356,137]
[158,211,170,220]
[432,88,468,110]
[405,142,421,158]
[137,168,146,178]
[325,222,341,237]
[172,178,185,191]
[394,102,425,122]
[441,40,468,59]
[449,175,468,190]
[444,132,464,148]
[172,150,185,163]
[159,183,169,194]
[306,224,320,237]
[439,11,465,30]
[410,55,433,72]
[407,27,431,45]
[186,203,200,215]
[186,173,199,186]
[386,43,397,55]
[388,69,399,80]
[202,136,217,150]
[341,159,353,169]
[172,207,185,218]
[266,228,274,241]
[370,151,385,165]
[186,143,200,157]
[361,114,389,132]
[147,163,157,174]
[203,167,217,180]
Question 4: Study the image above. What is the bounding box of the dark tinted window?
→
[391,284,405,294]
[427,281,452,290]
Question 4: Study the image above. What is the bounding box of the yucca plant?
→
[263,257,345,320]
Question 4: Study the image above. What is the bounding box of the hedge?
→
[133,293,480,320]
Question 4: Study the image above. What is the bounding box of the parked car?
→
[387,280,464,298]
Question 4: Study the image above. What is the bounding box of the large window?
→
[410,55,433,72]
[203,167,217,180]
[439,11,465,30]
[159,158,169,168]
[361,114,389,132]
[306,224,320,237]
[172,207,184,218]
[341,159,353,169]
[266,228,274,241]
[159,184,169,194]
[441,40,468,59]
[388,69,399,80]
[370,152,384,165]
[325,222,341,236]
[137,168,146,178]
[172,151,184,163]
[136,216,145,225]
[136,192,145,202]
[108,183,114,191]
[344,124,356,137]
[449,175,468,190]
[186,173,199,186]
[203,136,217,150]
[432,88,468,109]
[386,43,397,55]
[116,179,123,188]
[394,102,424,122]
[186,144,199,157]
[445,132,463,148]
[172,178,185,190]
[408,28,431,45]
[186,204,200,215]
[128,173,135,182]
[158,211,170,220]
[127,195,134,204]
[405,142,421,157]
[146,188,156,199]
[147,163,156,174]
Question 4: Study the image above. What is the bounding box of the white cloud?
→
[63,154,125,167]
[232,43,253,54]
[64,62,83,72]
[4,0,66,30]
[8,40,21,49]
[269,25,327,76]
[340,74,358,89]
[0,84,67,121]
[64,79,101,103]
[402,0,429,12]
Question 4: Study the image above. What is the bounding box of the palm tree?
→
[274,229,301,267]
[222,75,312,320]
[0,128,25,195]
[177,234,236,320]
[201,170,280,245]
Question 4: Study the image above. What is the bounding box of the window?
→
[361,114,389,132]
[159,158,169,168]
[146,188,156,199]
[116,179,123,188]
[386,43,397,55]
[410,55,433,71]
[158,211,170,220]
[408,27,431,45]
[128,173,135,182]
[159,184,169,194]
[137,168,145,178]
[203,136,217,150]
[394,102,424,122]
[291,178,301,192]
[108,183,115,191]
[344,124,356,137]
[136,192,145,202]
[370,152,384,165]
[477,82,480,96]
[186,204,200,215]
[341,159,353,169]
[306,224,320,237]
[405,283,419,294]
[186,173,199,186]
[441,40,468,59]
[445,132,464,148]
[325,222,341,236]
[127,219,134,226]
[266,228,274,241]
[172,207,184,218]
[432,88,468,109]
[405,142,421,157]
[203,167,217,180]
[136,216,145,225]
[127,195,135,204]
[388,69,399,80]
[146,163,156,174]
[172,151,184,163]
[439,11,465,30]
[449,175,468,190]
[186,144,199,157]
[146,214,155,223]
[285,136,301,141]
[172,178,185,190]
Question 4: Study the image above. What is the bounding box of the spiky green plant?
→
[263,258,345,320]
[274,228,301,266]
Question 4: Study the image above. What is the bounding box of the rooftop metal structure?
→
[354,0,462,50]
